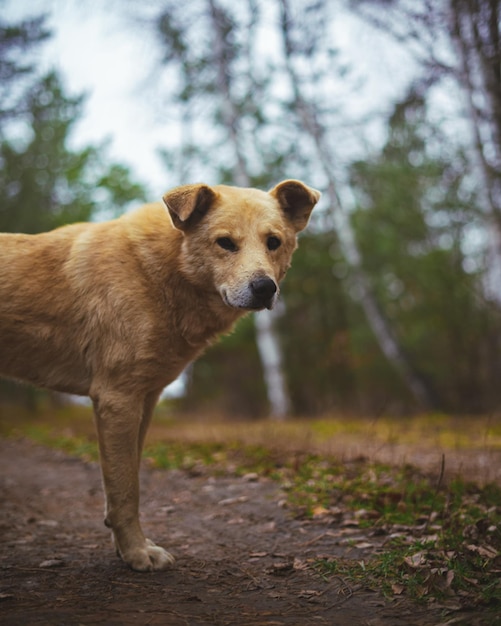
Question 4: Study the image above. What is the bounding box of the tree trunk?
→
[254,306,290,419]
[208,0,291,418]
[278,0,436,410]
[449,0,501,302]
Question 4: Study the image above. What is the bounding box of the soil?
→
[0,438,495,625]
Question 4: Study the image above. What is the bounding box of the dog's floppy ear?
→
[270,180,321,232]
[163,184,217,231]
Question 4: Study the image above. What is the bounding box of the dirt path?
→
[0,438,485,625]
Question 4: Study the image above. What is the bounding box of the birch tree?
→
[449,0,501,299]
[207,0,290,418]
[156,0,291,417]
[352,0,501,301]
[278,0,436,409]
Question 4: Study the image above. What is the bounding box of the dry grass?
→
[1,401,500,485]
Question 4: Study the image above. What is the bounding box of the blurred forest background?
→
[1,0,501,419]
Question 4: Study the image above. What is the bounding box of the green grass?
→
[19,425,100,462]
[2,406,501,611]
[301,462,501,607]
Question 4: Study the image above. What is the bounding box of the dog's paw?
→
[122,539,175,572]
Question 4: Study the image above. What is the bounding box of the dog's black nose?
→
[250,277,277,303]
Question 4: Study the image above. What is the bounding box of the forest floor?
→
[0,409,501,625]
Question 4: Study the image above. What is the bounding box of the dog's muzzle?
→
[250,276,277,309]
[221,276,278,310]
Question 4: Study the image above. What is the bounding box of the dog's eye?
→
[216,237,238,252]
[267,236,281,251]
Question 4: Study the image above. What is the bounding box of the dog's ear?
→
[163,184,217,231]
[270,180,321,232]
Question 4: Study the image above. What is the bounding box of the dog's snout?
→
[250,276,277,301]
[221,276,278,310]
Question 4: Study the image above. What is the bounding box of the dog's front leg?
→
[92,390,174,572]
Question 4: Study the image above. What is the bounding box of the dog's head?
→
[163,180,321,311]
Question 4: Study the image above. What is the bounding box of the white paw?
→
[122,539,175,572]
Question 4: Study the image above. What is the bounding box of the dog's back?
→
[0,224,94,393]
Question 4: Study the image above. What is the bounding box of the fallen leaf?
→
[258,521,276,533]
[268,562,294,575]
[298,589,321,598]
[465,544,499,559]
[355,541,374,550]
[218,496,249,506]
[312,505,330,517]
[404,551,427,568]
[39,559,64,568]
[329,506,343,517]
[241,472,259,482]
[446,570,455,588]
[37,520,58,528]
[341,519,360,527]
[391,583,404,595]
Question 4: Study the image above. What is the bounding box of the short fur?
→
[0,180,320,571]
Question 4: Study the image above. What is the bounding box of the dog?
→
[0,179,320,571]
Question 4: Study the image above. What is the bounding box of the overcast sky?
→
[4,0,421,200]
[4,0,170,196]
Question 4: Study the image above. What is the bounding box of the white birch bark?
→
[207,0,291,418]
[449,0,501,302]
[356,0,501,303]
[278,0,435,409]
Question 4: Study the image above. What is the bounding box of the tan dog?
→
[0,180,320,571]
